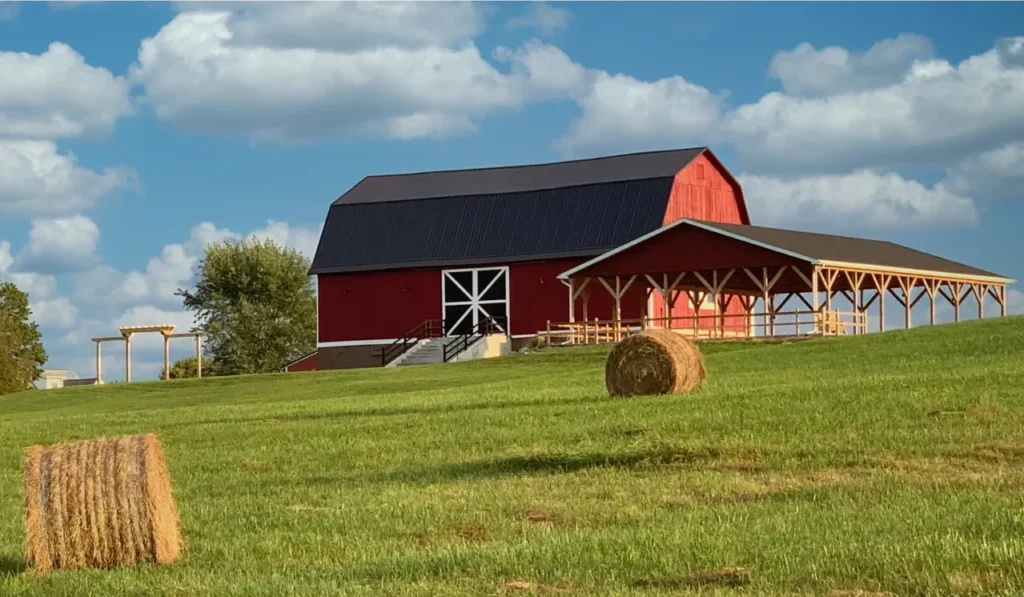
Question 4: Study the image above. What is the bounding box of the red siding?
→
[285,352,318,372]
[576,223,803,278]
[318,269,442,342]
[655,153,748,323]
[318,258,651,344]
[663,153,747,226]
[510,260,645,335]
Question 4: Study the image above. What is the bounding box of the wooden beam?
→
[196,335,203,379]
[95,341,102,384]
[870,273,892,332]
[125,335,132,383]
[163,335,170,381]
[571,277,591,300]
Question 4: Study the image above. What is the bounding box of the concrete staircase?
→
[388,337,451,367]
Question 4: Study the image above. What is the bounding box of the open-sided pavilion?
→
[552,219,1014,344]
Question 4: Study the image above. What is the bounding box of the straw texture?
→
[605,329,706,397]
[22,433,181,573]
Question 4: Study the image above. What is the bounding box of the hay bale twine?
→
[605,329,706,397]
[22,433,181,573]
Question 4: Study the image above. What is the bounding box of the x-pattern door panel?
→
[442,267,508,336]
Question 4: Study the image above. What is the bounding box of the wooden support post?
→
[546,320,551,347]
[196,335,202,379]
[567,280,575,324]
[972,284,987,320]
[871,273,892,332]
[95,341,102,384]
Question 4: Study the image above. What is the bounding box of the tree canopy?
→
[0,281,47,395]
[159,356,209,380]
[177,238,316,376]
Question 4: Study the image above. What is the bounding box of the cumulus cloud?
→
[5,272,58,300]
[131,10,538,143]
[15,215,101,273]
[0,140,138,217]
[0,241,12,273]
[726,36,1024,173]
[1008,288,1024,315]
[202,1,487,51]
[557,71,725,156]
[506,2,572,36]
[768,34,934,96]
[0,42,133,139]
[740,170,978,231]
[30,297,79,330]
[945,142,1024,200]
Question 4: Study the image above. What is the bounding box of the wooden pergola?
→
[551,219,1013,344]
[91,325,205,383]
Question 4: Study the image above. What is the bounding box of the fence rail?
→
[540,309,867,347]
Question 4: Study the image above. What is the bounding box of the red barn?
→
[306,147,750,370]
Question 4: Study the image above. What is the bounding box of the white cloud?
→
[30,297,79,330]
[48,0,105,8]
[1008,289,1024,315]
[506,2,572,36]
[945,142,1024,200]
[131,10,535,143]
[0,2,18,21]
[250,220,323,260]
[0,42,133,139]
[16,215,100,273]
[726,36,1024,174]
[740,170,978,231]
[6,272,58,300]
[0,140,138,217]
[200,1,487,51]
[768,34,934,96]
[557,71,724,156]
[0,240,12,273]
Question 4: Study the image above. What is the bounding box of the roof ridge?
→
[334,175,678,207]
[359,146,708,180]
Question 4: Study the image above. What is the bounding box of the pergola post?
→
[95,341,102,384]
[196,335,203,378]
[163,333,171,380]
[124,334,132,383]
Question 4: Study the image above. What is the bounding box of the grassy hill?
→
[3,317,1024,596]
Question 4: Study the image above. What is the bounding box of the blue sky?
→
[1,1,1022,381]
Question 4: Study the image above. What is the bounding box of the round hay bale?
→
[22,433,181,573]
[605,329,706,398]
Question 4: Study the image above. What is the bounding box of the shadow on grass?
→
[0,554,25,577]
[378,445,723,484]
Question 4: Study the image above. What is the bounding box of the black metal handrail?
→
[442,316,506,363]
[380,319,443,366]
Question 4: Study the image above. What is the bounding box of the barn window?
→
[696,164,706,180]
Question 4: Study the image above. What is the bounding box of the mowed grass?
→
[3,318,1024,596]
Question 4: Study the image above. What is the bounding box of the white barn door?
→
[441,267,509,336]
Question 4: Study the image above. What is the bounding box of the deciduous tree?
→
[0,281,47,395]
[177,238,315,376]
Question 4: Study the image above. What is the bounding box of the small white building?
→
[35,369,79,390]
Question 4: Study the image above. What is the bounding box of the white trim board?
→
[318,339,401,348]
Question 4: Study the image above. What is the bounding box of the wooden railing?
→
[540,309,868,346]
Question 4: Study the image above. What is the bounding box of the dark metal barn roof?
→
[702,221,1007,279]
[310,148,711,274]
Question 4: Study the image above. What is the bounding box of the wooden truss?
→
[91,325,205,384]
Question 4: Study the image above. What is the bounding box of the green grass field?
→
[3,317,1024,596]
